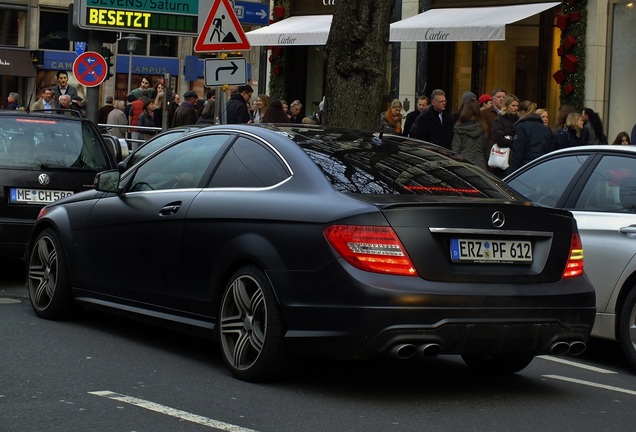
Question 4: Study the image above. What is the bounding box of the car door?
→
[78,133,233,307]
[505,152,591,207]
[566,154,636,315]
[172,135,292,316]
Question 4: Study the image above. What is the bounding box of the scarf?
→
[385,110,402,134]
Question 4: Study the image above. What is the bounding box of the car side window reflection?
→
[129,131,187,166]
[575,155,636,212]
[210,137,290,188]
[129,134,231,191]
[506,155,588,207]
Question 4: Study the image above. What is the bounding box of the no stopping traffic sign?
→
[73,51,108,87]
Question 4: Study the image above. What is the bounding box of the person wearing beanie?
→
[451,91,476,124]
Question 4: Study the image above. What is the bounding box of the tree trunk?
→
[323,0,396,131]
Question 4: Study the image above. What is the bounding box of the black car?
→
[0,110,125,259]
[26,124,595,381]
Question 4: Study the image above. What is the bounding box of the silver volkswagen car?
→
[505,145,636,370]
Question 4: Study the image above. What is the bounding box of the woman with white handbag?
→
[490,94,520,178]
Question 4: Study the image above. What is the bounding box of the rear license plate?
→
[450,238,532,263]
[10,188,74,205]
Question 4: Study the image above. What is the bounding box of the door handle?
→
[619,225,636,234]
[159,202,181,216]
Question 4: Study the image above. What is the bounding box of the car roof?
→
[504,145,636,180]
[539,145,636,157]
[0,109,88,122]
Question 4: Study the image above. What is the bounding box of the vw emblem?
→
[491,211,505,228]
[38,173,50,185]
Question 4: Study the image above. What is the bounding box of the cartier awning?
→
[0,48,36,77]
[245,15,332,46]
[390,2,559,42]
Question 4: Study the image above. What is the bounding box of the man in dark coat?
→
[172,91,199,128]
[403,95,428,137]
[226,84,253,124]
[509,112,554,172]
[409,89,454,149]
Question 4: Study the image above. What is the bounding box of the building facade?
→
[0,0,632,138]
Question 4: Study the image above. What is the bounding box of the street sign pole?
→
[87,31,106,125]
[162,72,171,131]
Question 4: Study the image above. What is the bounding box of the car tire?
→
[619,288,636,369]
[218,266,290,382]
[461,353,534,374]
[27,228,74,320]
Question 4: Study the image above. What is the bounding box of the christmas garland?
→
[553,0,587,109]
[268,0,291,100]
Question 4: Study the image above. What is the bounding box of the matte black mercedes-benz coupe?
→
[27,124,595,381]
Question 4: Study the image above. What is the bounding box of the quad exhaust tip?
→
[389,340,586,360]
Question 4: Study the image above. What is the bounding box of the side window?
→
[507,155,588,207]
[210,137,290,188]
[129,131,186,166]
[130,134,231,191]
[575,155,636,212]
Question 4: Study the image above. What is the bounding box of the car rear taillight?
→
[324,225,417,276]
[563,232,584,279]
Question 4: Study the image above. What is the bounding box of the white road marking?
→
[89,391,259,432]
[543,375,636,396]
[537,355,618,374]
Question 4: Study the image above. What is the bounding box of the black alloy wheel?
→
[27,229,73,320]
[218,266,290,382]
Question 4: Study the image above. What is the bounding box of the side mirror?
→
[94,170,121,193]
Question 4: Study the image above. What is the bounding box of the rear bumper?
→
[282,310,594,357]
[268,262,596,357]
[0,219,34,259]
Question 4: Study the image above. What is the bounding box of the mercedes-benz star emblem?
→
[38,173,50,185]
[491,211,505,228]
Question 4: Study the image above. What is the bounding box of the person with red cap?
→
[478,93,493,110]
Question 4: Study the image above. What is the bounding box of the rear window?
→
[0,116,110,170]
[283,127,519,199]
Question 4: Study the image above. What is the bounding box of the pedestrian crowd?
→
[390,86,632,178]
[6,70,634,171]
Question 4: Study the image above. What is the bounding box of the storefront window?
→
[118,34,147,56]
[0,7,25,47]
[117,34,178,57]
[150,35,177,57]
[39,10,70,51]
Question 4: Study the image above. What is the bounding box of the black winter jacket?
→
[226,93,250,124]
[492,113,518,149]
[409,107,454,149]
[509,115,554,172]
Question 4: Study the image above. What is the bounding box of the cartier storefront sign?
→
[292,0,336,16]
